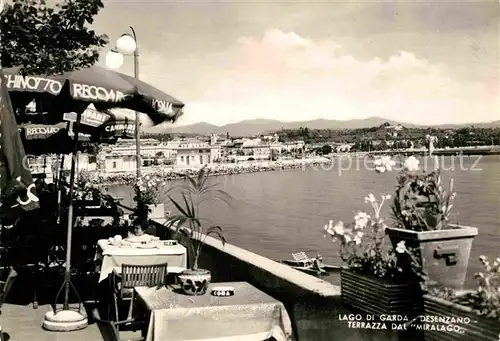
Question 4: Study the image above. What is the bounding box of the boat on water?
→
[279,252,343,277]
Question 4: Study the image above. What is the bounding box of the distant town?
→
[85,122,500,173]
[25,121,500,175]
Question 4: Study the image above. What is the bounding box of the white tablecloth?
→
[136,282,293,341]
[95,239,188,282]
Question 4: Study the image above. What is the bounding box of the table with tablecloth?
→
[135,282,293,341]
[95,239,188,282]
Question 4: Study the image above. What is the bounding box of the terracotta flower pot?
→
[385,225,478,289]
[178,269,211,296]
[341,269,422,317]
[423,294,500,341]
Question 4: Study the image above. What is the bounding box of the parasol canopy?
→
[1,65,187,316]
[1,108,139,155]
[2,65,184,125]
[0,69,39,220]
[16,122,96,156]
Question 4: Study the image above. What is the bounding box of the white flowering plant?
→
[375,155,457,231]
[324,193,411,279]
[74,179,101,202]
[459,255,500,319]
[133,174,165,205]
[130,174,166,224]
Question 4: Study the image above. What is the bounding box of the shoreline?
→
[83,151,499,186]
[86,158,333,186]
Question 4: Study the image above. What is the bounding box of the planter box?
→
[148,204,165,219]
[385,225,477,289]
[423,294,500,341]
[341,269,422,317]
[79,207,120,217]
[75,199,101,207]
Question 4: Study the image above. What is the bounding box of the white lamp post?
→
[105,27,141,178]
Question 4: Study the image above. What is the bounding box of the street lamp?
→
[105,49,124,69]
[106,27,141,178]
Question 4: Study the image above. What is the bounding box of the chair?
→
[11,232,47,309]
[112,263,168,322]
[0,267,18,308]
[292,252,314,267]
[93,309,145,341]
[0,267,18,341]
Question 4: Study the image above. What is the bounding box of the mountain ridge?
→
[149,116,500,136]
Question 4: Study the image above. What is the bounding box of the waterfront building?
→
[217,141,237,162]
[305,143,324,150]
[282,140,305,152]
[241,139,272,160]
[113,138,176,159]
[335,143,354,152]
[98,153,137,173]
[27,155,56,183]
[98,138,177,170]
[209,137,305,162]
[167,138,218,167]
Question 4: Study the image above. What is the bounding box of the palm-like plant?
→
[165,166,232,270]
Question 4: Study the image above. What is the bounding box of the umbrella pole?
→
[56,155,65,226]
[63,116,80,309]
[43,115,87,331]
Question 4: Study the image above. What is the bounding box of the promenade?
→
[86,147,500,186]
[362,145,500,156]
[87,157,332,185]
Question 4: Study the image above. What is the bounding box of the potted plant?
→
[421,255,500,341]
[74,180,101,207]
[165,166,232,295]
[133,174,166,220]
[374,156,478,289]
[324,193,421,317]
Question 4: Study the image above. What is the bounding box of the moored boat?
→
[279,252,343,277]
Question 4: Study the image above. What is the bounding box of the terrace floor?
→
[0,267,142,341]
[1,303,141,341]
[2,303,99,341]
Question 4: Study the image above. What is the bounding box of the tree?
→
[1,0,108,75]
[269,149,278,161]
[321,145,332,155]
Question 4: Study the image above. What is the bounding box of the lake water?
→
[108,155,500,288]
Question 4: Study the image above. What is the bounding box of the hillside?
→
[152,117,500,136]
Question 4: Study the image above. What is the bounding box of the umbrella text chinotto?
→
[2,65,184,125]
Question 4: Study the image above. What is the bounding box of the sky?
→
[89,0,499,127]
